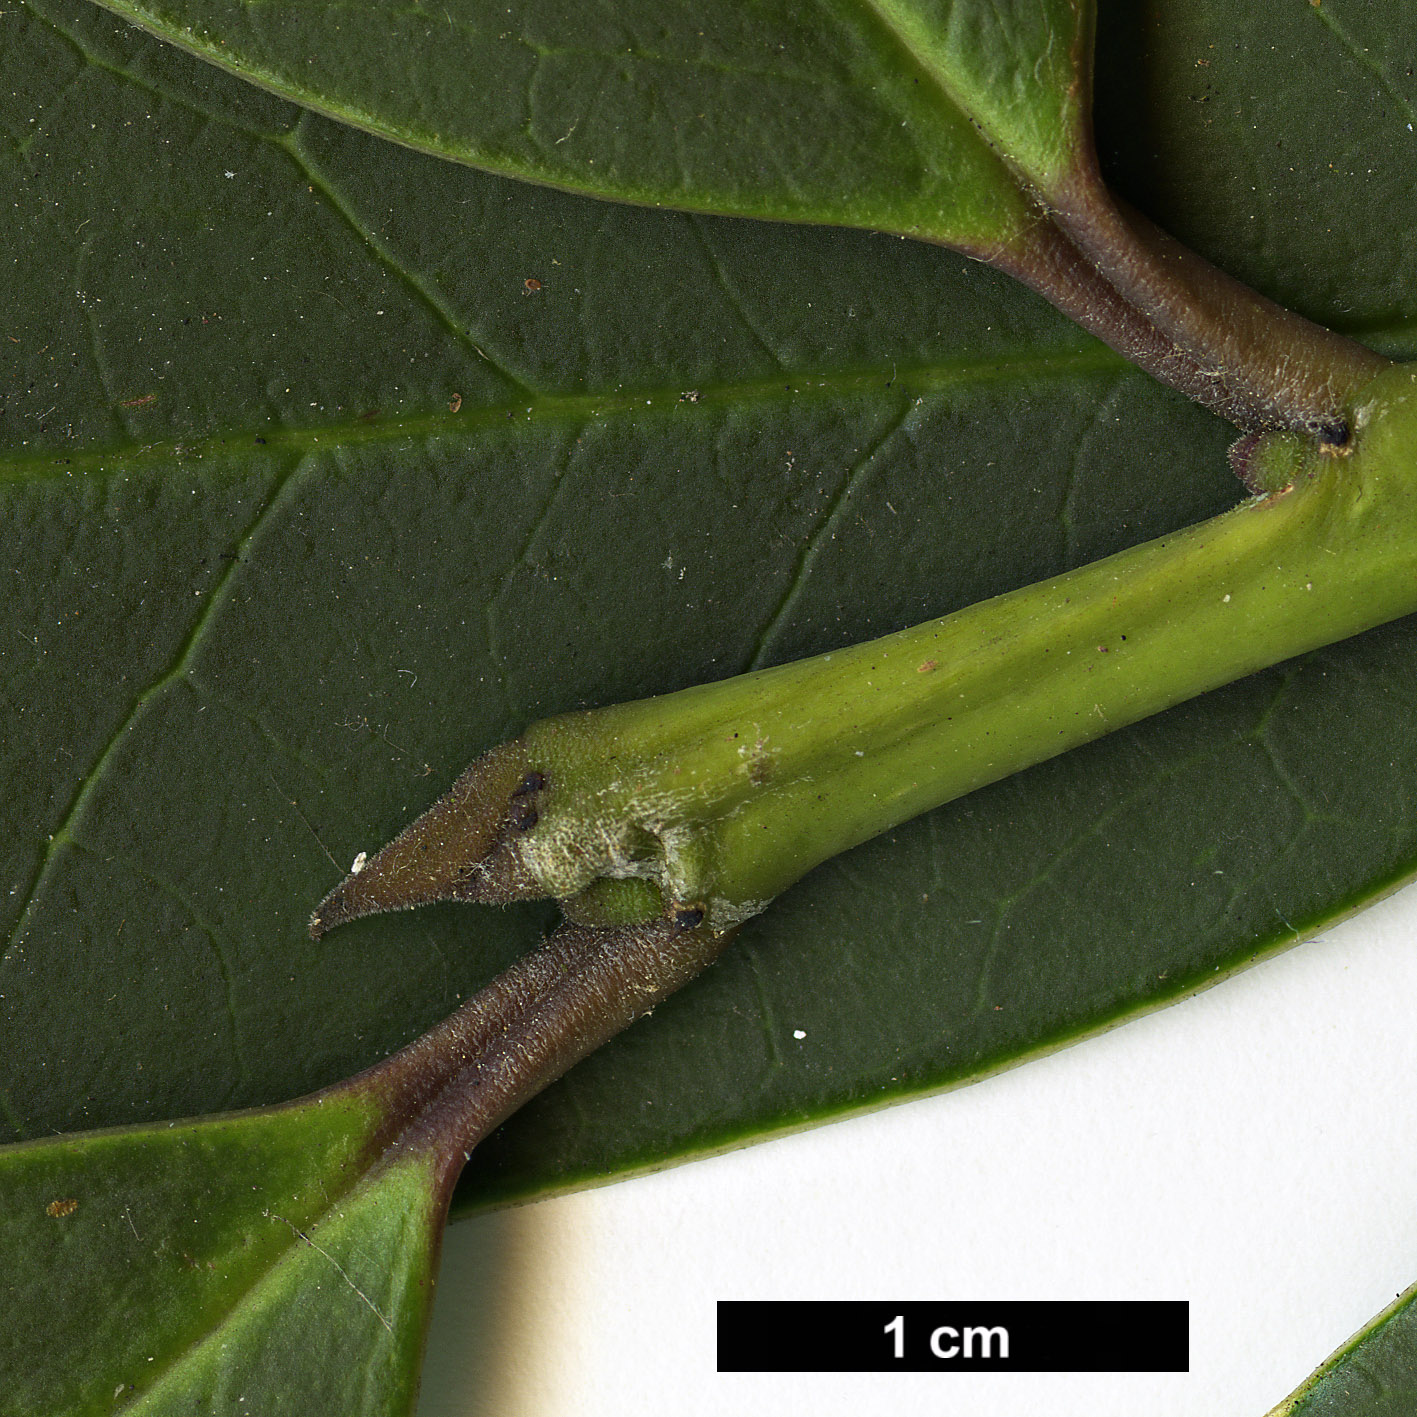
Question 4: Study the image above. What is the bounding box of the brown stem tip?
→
[308,739,545,939]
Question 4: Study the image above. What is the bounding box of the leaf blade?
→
[4,0,1417,1227]
[1269,1281,1417,1417]
[78,0,1101,247]
[0,1093,441,1416]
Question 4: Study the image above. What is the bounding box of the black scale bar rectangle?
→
[717,1300,1188,1372]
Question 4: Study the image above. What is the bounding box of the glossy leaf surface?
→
[2,0,1417,1227]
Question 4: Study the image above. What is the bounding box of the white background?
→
[416,882,1417,1417]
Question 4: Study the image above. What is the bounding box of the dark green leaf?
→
[0,910,725,1414]
[82,0,1097,249]
[2,0,1415,1230]
[1269,1281,1417,1417]
[0,1091,439,1415]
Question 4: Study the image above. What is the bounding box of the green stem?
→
[314,365,1417,940]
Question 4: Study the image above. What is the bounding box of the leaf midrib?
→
[18,312,1410,486]
[841,0,1002,152]
[0,346,1128,483]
